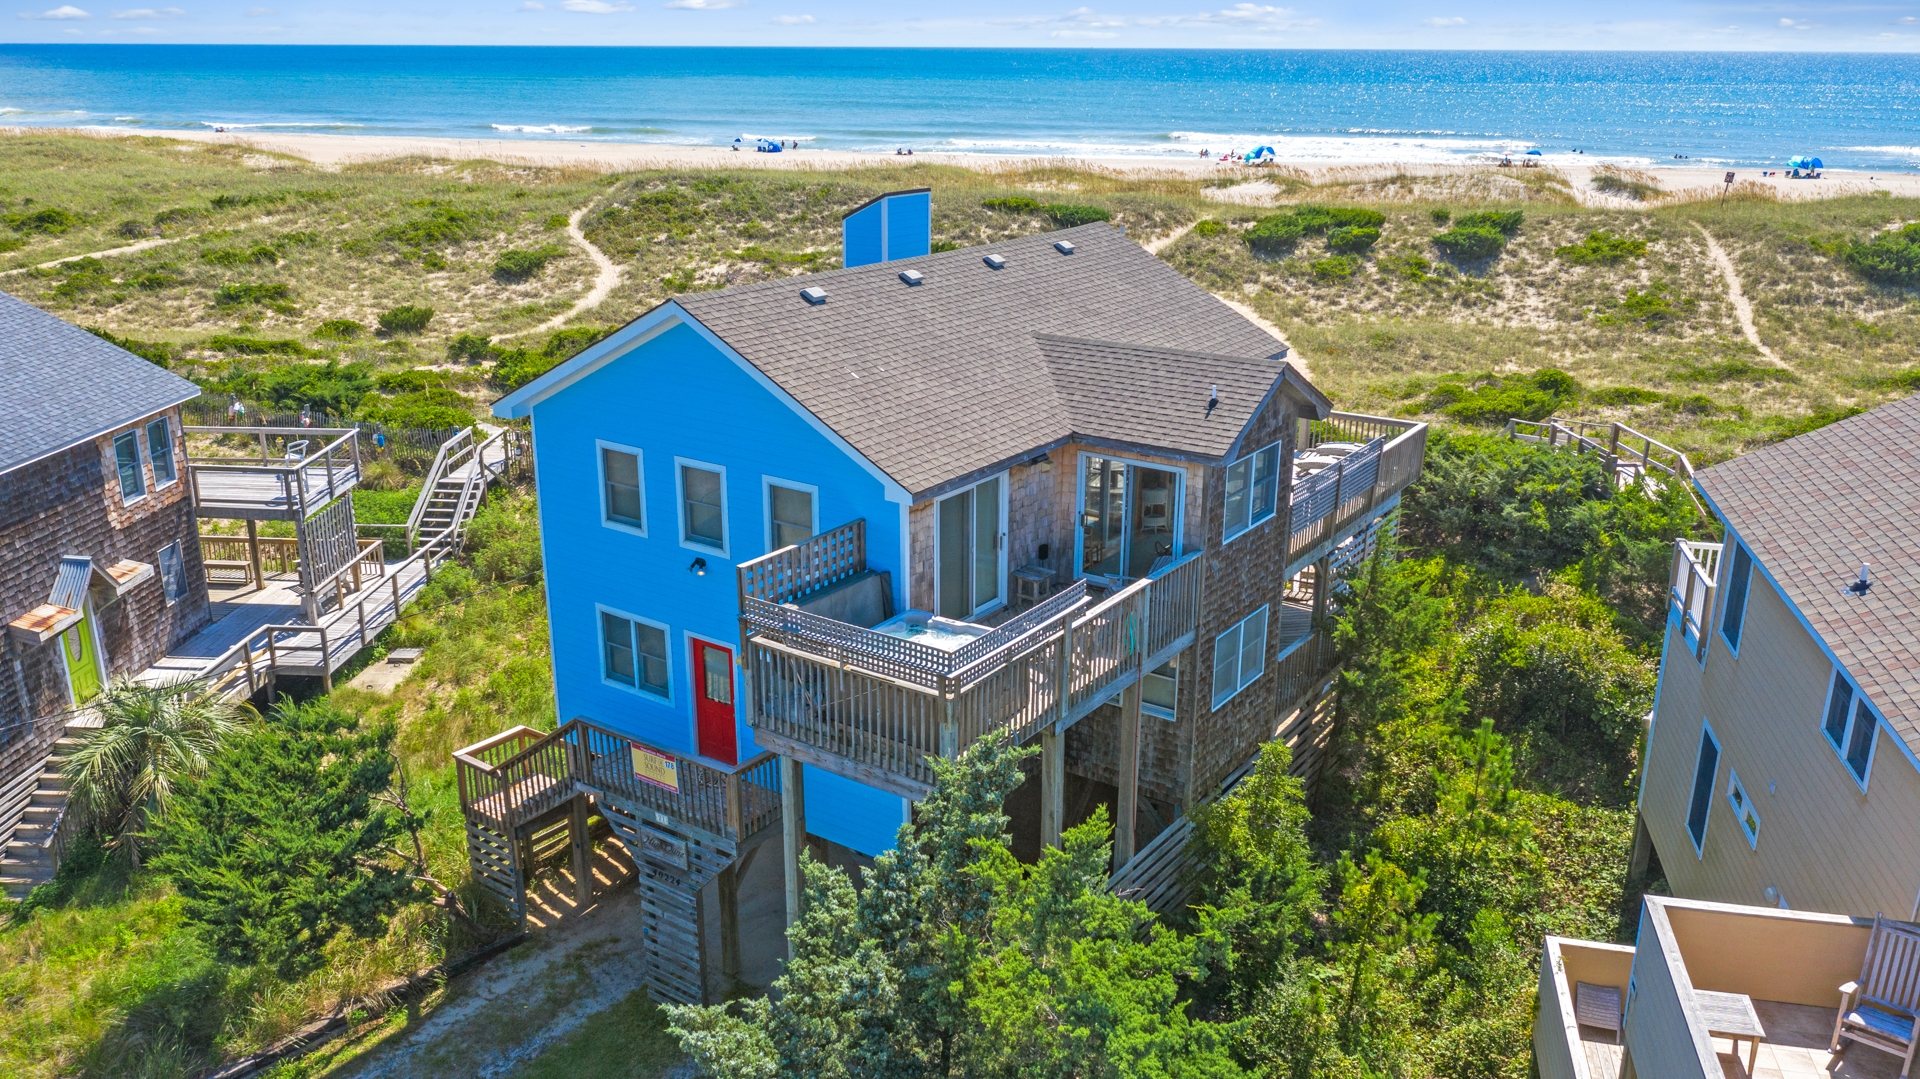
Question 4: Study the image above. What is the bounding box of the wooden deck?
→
[185,426,364,522]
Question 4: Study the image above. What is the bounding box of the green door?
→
[63,615,100,703]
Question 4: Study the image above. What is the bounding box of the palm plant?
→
[64,677,246,866]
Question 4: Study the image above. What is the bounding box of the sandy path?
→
[1691,222,1782,366]
[1143,220,1198,255]
[0,233,185,276]
[1215,296,1307,381]
[506,201,624,338]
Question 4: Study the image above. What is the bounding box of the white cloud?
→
[244,5,272,12]
[111,6,182,16]
[18,5,90,16]
[1902,15,1919,23]
[519,2,545,8]
[1777,16,1817,28]
[1421,15,1465,26]
[562,0,633,10]
[770,12,811,22]
[665,0,744,8]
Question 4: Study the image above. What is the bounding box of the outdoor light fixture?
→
[689,557,708,576]
[1027,452,1053,472]
[1206,385,1219,417]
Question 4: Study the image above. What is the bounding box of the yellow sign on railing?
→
[632,745,680,793]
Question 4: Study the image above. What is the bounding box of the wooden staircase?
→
[403,426,513,554]
[1,721,96,899]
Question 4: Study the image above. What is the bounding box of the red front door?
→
[693,640,738,765]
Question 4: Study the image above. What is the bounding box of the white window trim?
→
[1819,668,1880,792]
[762,475,820,553]
[1726,769,1759,850]
[113,429,148,506]
[146,416,179,491]
[1717,542,1751,659]
[1221,440,1283,546]
[596,439,647,537]
[1073,451,1186,583]
[684,629,743,770]
[1686,718,1720,857]
[1141,653,1179,721]
[596,603,672,704]
[933,470,1010,621]
[674,456,730,559]
[1210,604,1270,711]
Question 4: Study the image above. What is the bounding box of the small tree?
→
[64,678,244,865]
[152,698,418,978]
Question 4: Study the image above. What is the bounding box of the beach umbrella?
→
[1810,157,1823,169]
[1526,150,1542,155]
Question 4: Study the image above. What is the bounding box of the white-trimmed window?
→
[157,540,188,603]
[146,416,177,488]
[676,458,727,555]
[1210,606,1269,709]
[1821,669,1880,787]
[1726,770,1759,849]
[600,607,670,700]
[1685,721,1719,854]
[764,477,817,551]
[1719,542,1752,654]
[113,430,145,502]
[1222,442,1281,542]
[1142,654,1179,719]
[598,442,645,534]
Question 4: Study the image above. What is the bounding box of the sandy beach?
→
[38,125,1920,205]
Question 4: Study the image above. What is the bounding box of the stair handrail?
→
[444,428,510,548]
[405,427,477,552]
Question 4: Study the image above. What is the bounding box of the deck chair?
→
[1575,981,1622,1044]
[1832,914,1920,1077]
[283,439,310,462]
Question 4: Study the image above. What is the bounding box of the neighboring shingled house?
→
[1642,391,1920,920]
[0,290,207,887]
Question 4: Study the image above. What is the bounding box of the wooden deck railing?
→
[453,718,780,843]
[740,528,1205,792]
[737,518,867,607]
[1670,539,1722,661]
[1286,415,1428,569]
[183,426,362,515]
[1505,417,1709,523]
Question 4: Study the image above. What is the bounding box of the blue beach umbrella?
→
[1525,150,1542,155]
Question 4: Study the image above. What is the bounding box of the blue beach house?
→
[477,192,1428,1003]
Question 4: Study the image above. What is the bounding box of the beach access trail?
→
[506,200,624,338]
[1691,222,1784,367]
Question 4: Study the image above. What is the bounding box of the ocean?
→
[2,46,1918,170]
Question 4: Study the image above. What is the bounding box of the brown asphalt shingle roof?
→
[675,223,1300,497]
[1697,395,1920,754]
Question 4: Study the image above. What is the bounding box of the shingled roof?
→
[672,223,1305,497]
[0,289,200,475]
[1697,395,1920,753]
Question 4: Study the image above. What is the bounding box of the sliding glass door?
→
[1080,456,1181,582]
[937,475,1005,619]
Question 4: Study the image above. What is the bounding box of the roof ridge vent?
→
[983,253,1006,270]
[1054,240,1076,255]
[898,269,924,286]
[800,286,828,305]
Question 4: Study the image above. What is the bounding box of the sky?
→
[8,0,1920,49]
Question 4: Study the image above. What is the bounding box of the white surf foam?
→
[491,123,592,134]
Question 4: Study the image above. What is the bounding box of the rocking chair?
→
[1832,914,1920,1077]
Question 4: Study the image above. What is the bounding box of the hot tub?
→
[870,610,993,653]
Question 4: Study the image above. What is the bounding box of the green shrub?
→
[1042,203,1112,227]
[205,359,372,414]
[202,245,280,266]
[930,239,961,253]
[86,326,181,368]
[1590,386,1665,406]
[117,219,154,239]
[1666,393,1717,415]
[1555,230,1648,266]
[130,266,184,290]
[544,213,569,229]
[1595,282,1687,330]
[203,335,315,357]
[1326,225,1381,253]
[213,282,293,307]
[359,389,471,431]
[375,369,450,393]
[1429,208,1452,226]
[0,235,23,254]
[313,318,364,340]
[1192,218,1227,237]
[1673,359,1795,384]
[1454,210,1524,236]
[1845,223,1920,288]
[209,192,287,210]
[50,258,113,298]
[1381,252,1439,282]
[487,325,615,391]
[1432,226,1507,261]
[446,333,495,363]
[377,305,434,334]
[1244,216,1305,255]
[1310,255,1360,280]
[981,196,1041,213]
[1769,406,1865,442]
[1246,205,1384,256]
[493,246,564,281]
[6,207,81,234]
[1422,368,1581,425]
[152,206,204,230]
[376,205,494,247]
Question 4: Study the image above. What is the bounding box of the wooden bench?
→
[202,559,255,586]
[1576,981,1623,1044]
